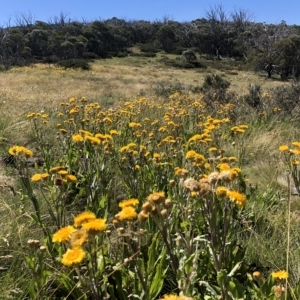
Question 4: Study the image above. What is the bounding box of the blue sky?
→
[0,0,299,26]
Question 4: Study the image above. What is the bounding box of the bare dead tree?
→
[206,4,229,58]
[14,11,35,29]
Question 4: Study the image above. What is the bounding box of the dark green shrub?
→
[116,52,128,58]
[82,52,99,59]
[201,74,230,91]
[271,82,300,115]
[199,74,231,103]
[244,84,262,108]
[169,46,188,55]
[159,57,206,69]
[139,43,159,53]
[141,52,156,58]
[152,81,188,97]
[56,59,91,70]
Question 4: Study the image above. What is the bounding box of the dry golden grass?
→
[0,56,288,119]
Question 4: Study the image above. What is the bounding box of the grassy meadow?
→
[0,54,300,299]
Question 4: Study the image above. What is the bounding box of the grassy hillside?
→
[0,55,299,299]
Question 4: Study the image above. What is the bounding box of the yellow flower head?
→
[116,206,137,221]
[58,170,69,176]
[272,270,288,280]
[227,190,246,208]
[74,212,96,227]
[50,166,66,174]
[72,134,84,143]
[52,225,76,243]
[279,145,289,152]
[292,142,300,148]
[290,149,300,155]
[217,163,231,171]
[175,168,189,177]
[118,198,139,209]
[85,135,101,145]
[66,174,77,182]
[8,146,33,158]
[61,247,86,267]
[215,186,229,198]
[70,229,88,247]
[81,218,107,234]
[31,173,49,182]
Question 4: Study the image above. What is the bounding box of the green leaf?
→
[147,232,159,273]
[227,278,245,299]
[184,253,195,274]
[228,261,242,277]
[112,270,127,300]
[261,275,275,297]
[217,269,228,287]
[149,247,168,299]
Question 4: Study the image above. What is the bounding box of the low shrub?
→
[56,59,91,70]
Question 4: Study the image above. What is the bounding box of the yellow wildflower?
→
[272,270,288,280]
[119,198,139,209]
[31,173,49,182]
[70,229,88,248]
[227,190,246,207]
[52,226,76,243]
[74,212,96,227]
[215,186,229,198]
[72,134,84,142]
[66,174,77,182]
[81,218,107,234]
[279,145,289,152]
[116,206,137,221]
[61,248,86,267]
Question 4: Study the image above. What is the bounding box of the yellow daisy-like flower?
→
[148,192,165,204]
[85,135,101,145]
[8,146,33,158]
[74,212,96,227]
[52,225,76,243]
[81,218,107,234]
[217,163,231,171]
[215,186,229,198]
[49,166,66,174]
[186,150,197,159]
[8,146,21,156]
[72,134,84,143]
[118,198,139,209]
[116,206,137,221]
[70,229,88,248]
[272,270,288,280]
[58,170,69,176]
[290,149,300,155]
[110,129,118,135]
[66,174,77,182]
[279,145,289,152]
[175,168,189,177]
[31,173,49,182]
[79,130,92,137]
[61,248,86,267]
[208,147,218,152]
[292,142,300,148]
[21,147,33,158]
[227,190,246,208]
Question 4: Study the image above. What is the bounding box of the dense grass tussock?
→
[1,83,300,300]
